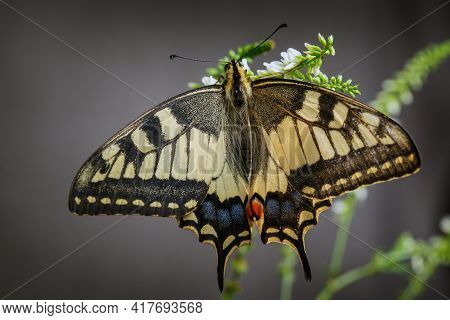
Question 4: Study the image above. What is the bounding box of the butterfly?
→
[69,56,420,292]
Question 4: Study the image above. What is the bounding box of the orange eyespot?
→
[246,197,264,221]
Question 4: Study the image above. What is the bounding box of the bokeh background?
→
[1,0,449,299]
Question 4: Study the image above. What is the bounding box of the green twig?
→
[221,246,251,300]
[317,264,375,300]
[328,193,358,278]
[278,246,298,300]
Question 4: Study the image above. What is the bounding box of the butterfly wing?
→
[250,79,420,278]
[69,86,227,217]
[178,160,250,291]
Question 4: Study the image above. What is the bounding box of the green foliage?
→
[372,40,450,115]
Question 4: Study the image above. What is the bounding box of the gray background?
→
[1,0,449,299]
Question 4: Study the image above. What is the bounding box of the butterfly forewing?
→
[69,86,226,217]
[252,79,420,201]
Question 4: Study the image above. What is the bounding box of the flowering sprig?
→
[254,34,361,97]
[188,40,275,88]
[371,40,450,115]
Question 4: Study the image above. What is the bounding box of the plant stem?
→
[221,246,250,300]
[317,264,375,299]
[278,246,298,299]
[399,263,436,299]
[328,193,357,278]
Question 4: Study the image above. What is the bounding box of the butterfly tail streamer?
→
[178,191,252,291]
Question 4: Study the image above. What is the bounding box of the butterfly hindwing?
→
[259,186,331,279]
[69,86,226,217]
[252,79,421,201]
[178,161,250,291]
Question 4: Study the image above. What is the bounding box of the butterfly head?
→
[223,60,252,110]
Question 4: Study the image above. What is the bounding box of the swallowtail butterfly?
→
[69,44,420,292]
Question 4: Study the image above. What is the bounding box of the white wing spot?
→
[168,202,179,209]
[123,162,136,179]
[358,124,378,147]
[108,152,125,179]
[313,126,335,160]
[297,120,320,165]
[139,153,156,180]
[149,201,162,208]
[297,90,320,122]
[282,228,299,240]
[184,199,198,209]
[330,130,350,156]
[155,144,172,180]
[116,199,128,205]
[132,199,144,206]
[361,112,380,127]
[328,102,348,129]
[155,108,184,140]
[171,134,188,180]
[223,235,235,250]
[131,128,155,153]
[101,197,111,204]
[101,144,120,160]
[200,224,218,237]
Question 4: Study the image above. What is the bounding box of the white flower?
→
[282,49,302,70]
[263,61,284,73]
[259,47,303,76]
[282,48,302,64]
[201,76,217,86]
[241,58,251,72]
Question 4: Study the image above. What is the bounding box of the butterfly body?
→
[69,60,420,291]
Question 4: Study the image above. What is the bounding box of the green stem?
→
[278,246,298,300]
[399,264,436,299]
[317,264,375,299]
[328,193,357,278]
[221,246,250,300]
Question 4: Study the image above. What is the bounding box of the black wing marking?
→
[69,86,226,217]
[259,186,331,280]
[178,161,250,291]
[252,79,421,201]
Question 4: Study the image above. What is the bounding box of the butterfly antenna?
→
[237,23,288,61]
[169,55,228,65]
[169,54,215,63]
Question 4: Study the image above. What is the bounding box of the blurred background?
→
[0,0,449,299]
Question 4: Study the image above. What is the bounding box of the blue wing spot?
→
[281,200,294,216]
[230,202,245,224]
[201,201,216,221]
[217,208,232,228]
[265,198,280,219]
